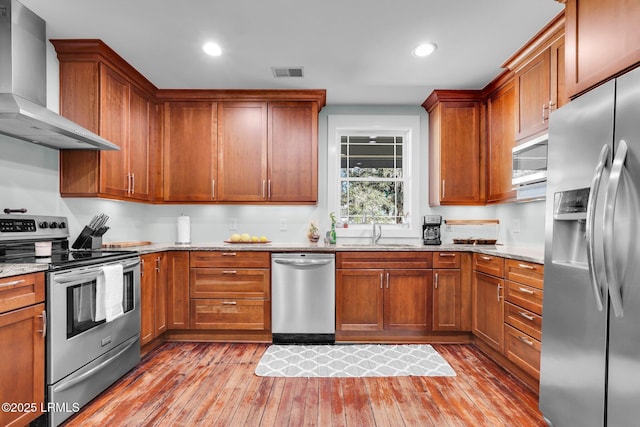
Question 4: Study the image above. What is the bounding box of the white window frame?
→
[327,114,421,239]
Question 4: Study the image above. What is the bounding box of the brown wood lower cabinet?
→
[472,270,504,352]
[189,251,271,332]
[0,273,45,427]
[166,251,190,329]
[432,251,472,332]
[336,252,433,340]
[140,253,168,346]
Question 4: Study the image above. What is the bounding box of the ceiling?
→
[20,0,564,105]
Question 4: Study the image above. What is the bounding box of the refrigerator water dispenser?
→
[551,188,591,268]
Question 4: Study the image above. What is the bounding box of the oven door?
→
[47,257,141,385]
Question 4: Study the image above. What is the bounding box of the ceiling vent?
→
[271,66,304,78]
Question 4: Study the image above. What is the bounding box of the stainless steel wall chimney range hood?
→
[0,0,118,150]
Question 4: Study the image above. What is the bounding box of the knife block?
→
[72,226,103,249]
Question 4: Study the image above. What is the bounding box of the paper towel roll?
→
[176,215,191,244]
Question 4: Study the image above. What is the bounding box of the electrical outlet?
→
[512,219,521,233]
[280,218,287,231]
[228,217,237,231]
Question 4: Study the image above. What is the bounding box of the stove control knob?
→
[49,222,58,229]
[58,222,67,229]
[39,222,48,229]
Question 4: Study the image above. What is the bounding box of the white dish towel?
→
[95,264,124,322]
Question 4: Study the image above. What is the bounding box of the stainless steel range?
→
[0,213,141,427]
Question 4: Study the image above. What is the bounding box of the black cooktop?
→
[0,239,137,270]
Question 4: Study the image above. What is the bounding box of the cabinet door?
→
[164,102,217,202]
[0,304,45,427]
[155,254,168,336]
[140,254,155,345]
[384,269,431,331]
[565,0,640,98]
[515,49,550,141]
[472,271,504,352]
[99,65,129,197]
[166,251,190,329]
[336,269,384,331]
[217,102,268,201]
[128,85,151,201]
[267,102,318,202]
[431,101,483,205]
[486,79,516,203]
[433,269,462,331]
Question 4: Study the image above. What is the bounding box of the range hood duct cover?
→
[0,0,118,150]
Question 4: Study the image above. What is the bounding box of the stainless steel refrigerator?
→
[540,65,640,426]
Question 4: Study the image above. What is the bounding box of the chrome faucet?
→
[368,212,382,244]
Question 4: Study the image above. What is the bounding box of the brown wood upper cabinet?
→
[163,102,218,202]
[564,0,640,98]
[216,101,318,203]
[53,40,155,201]
[485,73,516,203]
[503,13,566,142]
[423,91,485,206]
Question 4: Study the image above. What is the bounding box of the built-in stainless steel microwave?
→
[512,133,548,187]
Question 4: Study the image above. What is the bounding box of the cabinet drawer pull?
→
[497,284,502,302]
[435,273,439,289]
[518,311,535,321]
[0,279,25,288]
[131,172,135,194]
[386,272,390,289]
[222,270,237,275]
[439,253,456,258]
[221,252,237,257]
[518,287,535,295]
[518,335,535,347]
[442,180,446,199]
[380,273,383,289]
[212,179,216,200]
[222,301,237,305]
[518,263,535,270]
[155,257,161,272]
[480,256,492,261]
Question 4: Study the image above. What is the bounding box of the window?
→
[327,115,421,238]
[340,134,406,225]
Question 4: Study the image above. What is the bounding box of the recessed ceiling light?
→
[202,42,222,57]
[413,42,437,57]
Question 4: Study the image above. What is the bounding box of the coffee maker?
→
[423,215,442,245]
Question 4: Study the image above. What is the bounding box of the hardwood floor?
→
[63,343,546,426]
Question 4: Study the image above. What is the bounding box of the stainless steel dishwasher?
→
[271,253,336,343]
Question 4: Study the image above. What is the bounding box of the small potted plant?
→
[307,220,320,243]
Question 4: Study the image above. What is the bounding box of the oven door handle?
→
[52,336,138,393]
[52,258,140,284]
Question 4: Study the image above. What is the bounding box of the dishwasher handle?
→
[273,258,334,267]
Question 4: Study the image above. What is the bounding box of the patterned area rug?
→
[254,344,456,378]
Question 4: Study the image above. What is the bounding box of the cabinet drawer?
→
[190,268,269,299]
[337,252,432,269]
[505,302,542,341]
[505,259,544,289]
[0,273,45,314]
[505,280,543,315]
[473,253,504,277]
[190,251,270,268]
[190,299,269,330]
[504,324,541,380]
[433,252,461,269]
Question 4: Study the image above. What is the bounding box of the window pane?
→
[340,136,403,178]
[340,181,405,224]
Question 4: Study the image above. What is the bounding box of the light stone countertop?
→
[0,242,544,279]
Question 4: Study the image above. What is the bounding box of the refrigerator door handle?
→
[603,139,628,318]
[585,144,610,312]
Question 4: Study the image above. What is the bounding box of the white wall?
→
[0,43,545,250]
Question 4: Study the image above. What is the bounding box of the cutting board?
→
[102,241,152,248]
